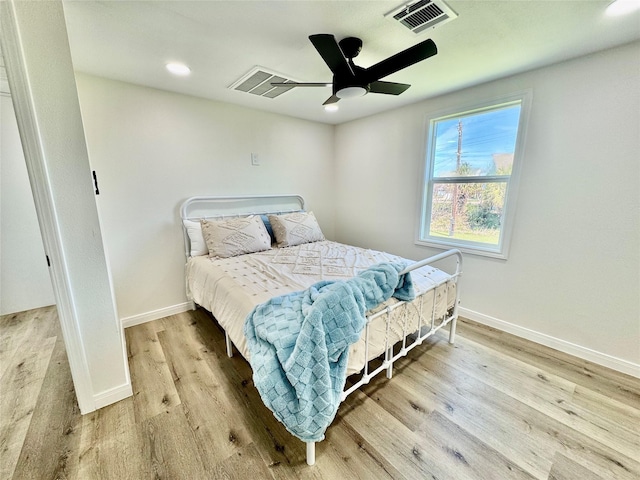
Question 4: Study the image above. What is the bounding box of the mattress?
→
[186,240,456,375]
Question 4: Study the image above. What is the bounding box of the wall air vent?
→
[386,0,457,34]
[229,66,297,99]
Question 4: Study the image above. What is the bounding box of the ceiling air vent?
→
[229,67,297,99]
[386,0,457,34]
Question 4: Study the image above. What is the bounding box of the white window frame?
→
[416,91,531,259]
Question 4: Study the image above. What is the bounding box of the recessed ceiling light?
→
[324,104,339,112]
[606,0,640,16]
[166,62,191,76]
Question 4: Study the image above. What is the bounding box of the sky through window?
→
[433,104,521,177]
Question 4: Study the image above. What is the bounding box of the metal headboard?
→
[180,194,305,259]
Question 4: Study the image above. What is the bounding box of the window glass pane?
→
[419,93,529,257]
[433,104,521,178]
[427,182,508,246]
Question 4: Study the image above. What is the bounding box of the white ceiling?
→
[61,0,640,125]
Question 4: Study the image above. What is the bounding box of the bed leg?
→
[225,332,233,357]
[306,442,316,466]
[449,316,457,344]
[386,348,393,379]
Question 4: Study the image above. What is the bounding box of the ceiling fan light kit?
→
[336,86,368,99]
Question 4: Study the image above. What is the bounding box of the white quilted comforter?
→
[186,240,456,375]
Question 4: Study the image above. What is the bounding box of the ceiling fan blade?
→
[369,81,411,95]
[309,34,355,77]
[270,82,331,87]
[323,95,340,105]
[364,39,437,83]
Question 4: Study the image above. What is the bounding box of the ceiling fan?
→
[271,34,437,105]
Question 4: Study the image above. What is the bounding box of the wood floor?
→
[1,306,639,480]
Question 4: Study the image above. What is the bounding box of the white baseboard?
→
[92,382,134,410]
[121,301,195,328]
[458,307,640,379]
[119,302,639,378]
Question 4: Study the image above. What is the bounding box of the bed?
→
[181,194,462,465]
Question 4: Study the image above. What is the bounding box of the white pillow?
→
[183,219,208,256]
[201,215,271,258]
[268,211,325,248]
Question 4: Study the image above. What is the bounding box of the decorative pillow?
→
[268,211,325,248]
[260,211,303,244]
[183,219,208,256]
[201,215,271,258]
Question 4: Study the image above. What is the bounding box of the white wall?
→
[1,93,55,314]
[71,43,638,374]
[1,0,131,412]
[334,42,640,368]
[75,74,335,322]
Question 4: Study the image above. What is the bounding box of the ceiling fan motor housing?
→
[338,37,363,59]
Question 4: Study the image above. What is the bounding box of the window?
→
[417,93,530,258]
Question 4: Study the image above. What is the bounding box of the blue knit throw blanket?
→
[244,262,415,442]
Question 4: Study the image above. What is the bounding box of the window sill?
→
[415,238,508,260]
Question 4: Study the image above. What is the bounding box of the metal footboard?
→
[218,247,463,467]
[305,248,462,465]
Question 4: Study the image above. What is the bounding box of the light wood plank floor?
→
[1,305,639,479]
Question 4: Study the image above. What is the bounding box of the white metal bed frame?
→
[180,194,462,466]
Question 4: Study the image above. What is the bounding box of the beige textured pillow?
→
[269,211,325,247]
[200,216,271,258]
